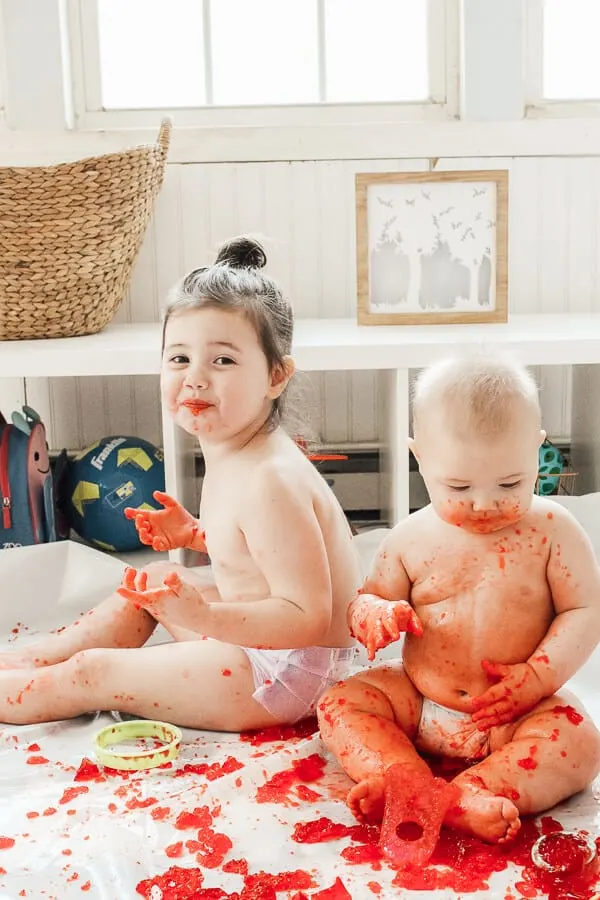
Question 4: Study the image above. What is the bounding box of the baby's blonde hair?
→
[412,354,541,439]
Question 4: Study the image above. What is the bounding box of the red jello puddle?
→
[294,808,600,898]
[132,745,599,900]
[533,830,596,874]
[239,717,318,746]
[391,817,600,898]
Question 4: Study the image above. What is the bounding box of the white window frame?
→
[525,0,600,118]
[67,0,459,130]
[0,1,5,124]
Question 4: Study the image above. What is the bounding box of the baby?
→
[317,354,600,846]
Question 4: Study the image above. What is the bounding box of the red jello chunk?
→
[380,764,460,868]
[533,831,596,874]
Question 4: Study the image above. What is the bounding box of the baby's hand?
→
[116,567,207,625]
[124,491,202,552]
[471,660,545,731]
[348,593,423,662]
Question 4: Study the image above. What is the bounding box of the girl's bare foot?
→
[347,775,386,824]
[446,779,521,843]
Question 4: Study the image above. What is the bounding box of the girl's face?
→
[161,307,291,446]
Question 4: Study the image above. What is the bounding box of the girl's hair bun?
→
[214,235,267,270]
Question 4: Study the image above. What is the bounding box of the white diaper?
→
[243,645,356,723]
[416,697,491,760]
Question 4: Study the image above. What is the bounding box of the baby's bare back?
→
[401,505,555,710]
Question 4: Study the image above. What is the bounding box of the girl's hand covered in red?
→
[471,660,546,730]
[348,593,423,661]
[116,567,207,624]
[124,490,203,552]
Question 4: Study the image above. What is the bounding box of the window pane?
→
[543,0,600,99]
[325,0,428,102]
[210,0,318,105]
[97,0,205,108]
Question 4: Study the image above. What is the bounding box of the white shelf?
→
[1,313,598,549]
[0,323,161,378]
[1,313,600,378]
[293,314,600,369]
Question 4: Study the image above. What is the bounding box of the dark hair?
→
[163,236,294,430]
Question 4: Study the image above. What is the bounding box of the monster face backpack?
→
[0,406,58,549]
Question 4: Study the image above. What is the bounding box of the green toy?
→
[537,440,564,496]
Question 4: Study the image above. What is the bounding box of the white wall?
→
[26,154,585,452]
[0,0,597,453]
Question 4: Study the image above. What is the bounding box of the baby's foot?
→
[446,780,521,843]
[347,776,386,824]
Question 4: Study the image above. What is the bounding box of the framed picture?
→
[356,170,508,326]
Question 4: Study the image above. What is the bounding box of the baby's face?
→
[414,412,544,534]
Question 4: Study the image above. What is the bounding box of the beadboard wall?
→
[23,153,597,452]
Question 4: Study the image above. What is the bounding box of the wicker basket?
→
[0,119,171,340]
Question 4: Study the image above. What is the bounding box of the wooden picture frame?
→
[356,170,508,326]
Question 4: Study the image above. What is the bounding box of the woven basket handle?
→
[157,118,172,158]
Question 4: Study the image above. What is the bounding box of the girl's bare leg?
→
[0,594,156,668]
[0,638,279,731]
[0,562,214,669]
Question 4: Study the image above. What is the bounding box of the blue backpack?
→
[0,406,59,549]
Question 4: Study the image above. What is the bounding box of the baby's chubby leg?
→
[317,666,520,844]
[0,561,201,669]
[317,662,428,823]
[448,690,600,839]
